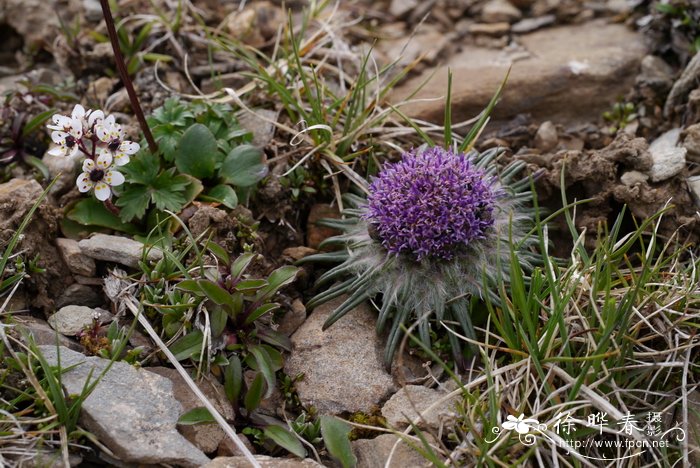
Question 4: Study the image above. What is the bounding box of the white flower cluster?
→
[46,104,140,201]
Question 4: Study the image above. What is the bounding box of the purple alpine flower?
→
[365,147,501,261]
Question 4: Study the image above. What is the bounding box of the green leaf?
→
[178,407,215,425]
[245,303,279,325]
[255,266,298,302]
[244,372,265,412]
[248,345,276,398]
[198,279,234,307]
[115,185,151,221]
[203,184,238,209]
[210,306,228,338]
[264,425,307,458]
[230,253,257,280]
[120,150,160,185]
[176,279,203,295]
[169,330,204,361]
[24,155,50,180]
[22,108,56,137]
[67,198,141,235]
[224,355,243,403]
[220,144,268,187]
[206,242,230,265]
[320,415,356,468]
[176,123,218,179]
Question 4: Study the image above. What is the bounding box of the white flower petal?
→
[105,170,125,187]
[95,123,109,142]
[47,146,65,157]
[94,182,111,201]
[76,173,94,192]
[113,152,131,166]
[69,117,83,138]
[502,422,517,430]
[96,151,113,169]
[82,158,95,172]
[51,131,67,144]
[67,146,80,158]
[72,104,86,120]
[119,141,140,155]
[515,423,530,435]
[88,109,105,126]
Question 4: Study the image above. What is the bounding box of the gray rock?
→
[1,0,60,48]
[482,0,522,23]
[665,51,700,117]
[683,123,700,162]
[534,121,558,152]
[204,455,323,468]
[468,22,511,36]
[647,129,687,183]
[381,385,459,430]
[37,346,210,467]
[56,238,96,277]
[353,433,432,468]
[14,315,81,351]
[78,234,163,268]
[620,170,649,186]
[393,20,647,127]
[237,109,279,148]
[82,0,102,22]
[149,367,235,455]
[42,146,82,196]
[389,0,418,18]
[56,283,102,309]
[47,305,111,336]
[277,299,307,336]
[687,176,700,208]
[284,295,396,415]
[512,15,556,34]
[217,433,256,457]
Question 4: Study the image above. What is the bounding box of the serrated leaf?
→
[178,407,215,425]
[264,425,307,458]
[176,123,218,179]
[220,144,268,187]
[320,416,356,468]
[203,184,238,209]
[116,185,151,221]
[120,150,160,185]
[68,198,141,234]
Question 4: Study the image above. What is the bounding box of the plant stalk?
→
[99,0,158,155]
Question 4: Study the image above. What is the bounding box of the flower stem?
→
[104,198,120,216]
[99,0,158,155]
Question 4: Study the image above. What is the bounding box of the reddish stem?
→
[104,198,120,215]
[99,0,158,155]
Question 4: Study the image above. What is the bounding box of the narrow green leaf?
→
[169,330,204,361]
[249,345,276,398]
[264,425,307,458]
[224,355,243,403]
[198,279,235,307]
[320,415,356,468]
[178,407,215,425]
[244,372,265,412]
[245,303,279,325]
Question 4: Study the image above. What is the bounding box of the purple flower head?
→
[365,147,501,261]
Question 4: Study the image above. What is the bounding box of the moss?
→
[347,407,386,440]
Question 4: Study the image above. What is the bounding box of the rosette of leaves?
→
[300,146,541,368]
[166,244,298,414]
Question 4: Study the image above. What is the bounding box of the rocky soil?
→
[2,0,700,466]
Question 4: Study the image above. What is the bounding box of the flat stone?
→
[468,22,511,36]
[378,28,448,69]
[353,433,432,468]
[392,20,647,127]
[78,234,163,268]
[149,367,235,455]
[647,129,687,183]
[14,315,81,351]
[683,123,700,162]
[620,170,649,186]
[204,455,323,468]
[42,149,82,196]
[381,385,459,430]
[284,295,396,415]
[56,283,103,309]
[37,346,210,467]
[389,0,419,17]
[56,238,96,277]
[281,246,317,262]
[481,0,522,23]
[47,305,111,336]
[511,15,556,34]
[277,298,307,336]
[534,121,558,152]
[237,109,279,148]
